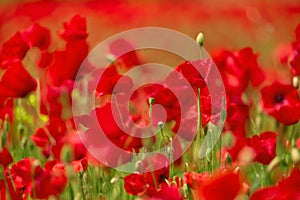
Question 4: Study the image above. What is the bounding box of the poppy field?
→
[0,0,300,199]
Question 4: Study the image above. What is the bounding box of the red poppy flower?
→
[109,39,141,70]
[288,23,300,75]
[129,83,180,127]
[39,80,73,117]
[296,138,300,149]
[0,32,29,69]
[124,173,146,196]
[124,154,170,197]
[0,148,13,167]
[10,158,34,196]
[31,117,68,159]
[227,135,247,162]
[95,65,133,96]
[171,60,207,92]
[251,168,300,200]
[0,61,37,98]
[140,154,170,187]
[37,51,53,68]
[0,179,5,200]
[184,171,210,189]
[0,98,14,122]
[96,102,126,139]
[213,48,264,104]
[228,132,277,165]
[71,157,88,172]
[68,134,87,161]
[236,48,265,87]
[47,40,88,86]
[146,184,182,200]
[59,15,88,41]
[31,128,49,148]
[200,171,242,200]
[226,103,249,139]
[289,45,300,75]
[261,82,300,125]
[32,166,67,198]
[95,98,148,151]
[10,158,67,199]
[185,170,243,200]
[22,23,51,50]
[249,132,277,164]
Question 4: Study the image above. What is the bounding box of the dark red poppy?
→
[251,168,300,200]
[22,23,51,50]
[0,148,13,167]
[0,61,37,98]
[59,15,88,41]
[0,32,29,69]
[228,132,277,165]
[261,82,300,125]
[124,173,146,196]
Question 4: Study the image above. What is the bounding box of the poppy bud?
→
[158,121,164,130]
[148,97,155,106]
[293,76,299,89]
[196,32,204,47]
[291,148,300,164]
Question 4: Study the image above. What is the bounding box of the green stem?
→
[79,172,86,200]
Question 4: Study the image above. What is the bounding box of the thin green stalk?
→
[113,93,127,130]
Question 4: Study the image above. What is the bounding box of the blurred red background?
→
[0,0,299,68]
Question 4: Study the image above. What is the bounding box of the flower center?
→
[275,94,284,103]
